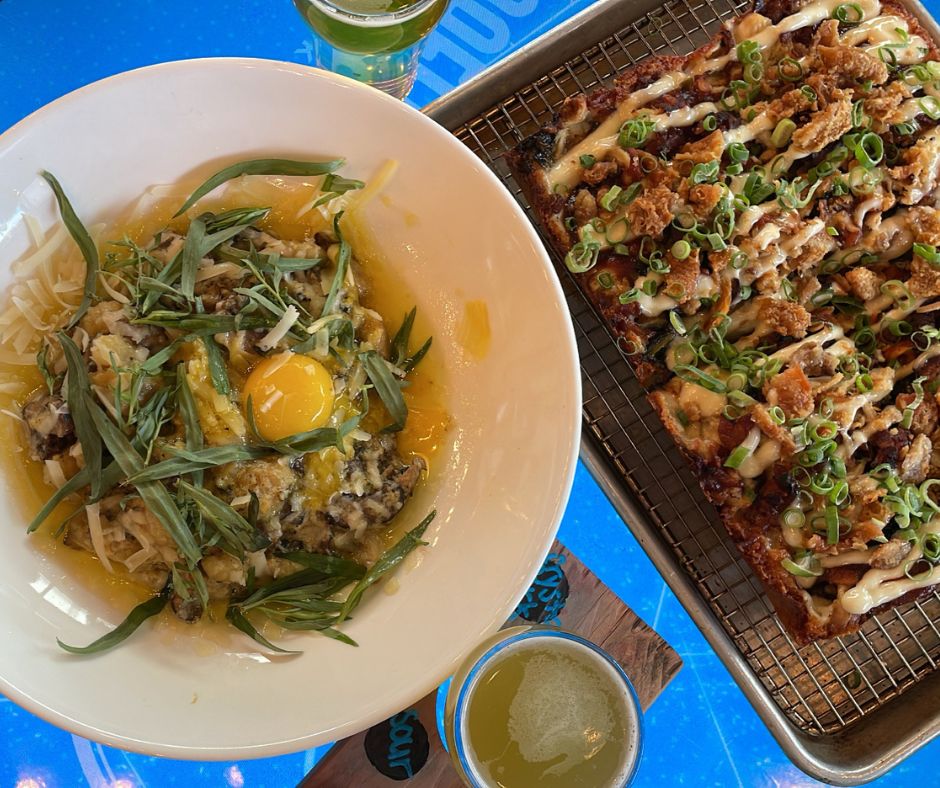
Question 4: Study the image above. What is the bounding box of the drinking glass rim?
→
[307,0,445,22]
[451,629,644,788]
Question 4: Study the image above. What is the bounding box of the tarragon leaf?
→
[36,343,57,395]
[58,332,103,498]
[139,336,188,375]
[179,481,270,556]
[174,158,345,217]
[225,606,300,655]
[312,173,365,208]
[41,172,98,329]
[180,209,270,300]
[176,364,204,486]
[85,394,202,565]
[360,350,407,432]
[194,298,231,395]
[389,307,433,372]
[320,213,350,318]
[126,444,270,484]
[336,511,435,625]
[135,312,272,333]
[278,551,366,580]
[58,589,169,655]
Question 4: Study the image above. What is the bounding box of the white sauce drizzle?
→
[841,518,940,615]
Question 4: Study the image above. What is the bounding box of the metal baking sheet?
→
[425,0,940,783]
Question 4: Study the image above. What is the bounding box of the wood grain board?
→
[301,541,681,786]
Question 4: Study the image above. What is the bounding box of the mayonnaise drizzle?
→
[840,519,940,615]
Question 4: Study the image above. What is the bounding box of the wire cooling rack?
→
[427,0,940,782]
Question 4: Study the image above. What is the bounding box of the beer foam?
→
[506,646,616,776]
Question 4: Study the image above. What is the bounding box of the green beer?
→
[445,628,643,787]
[294,0,448,53]
[293,0,450,98]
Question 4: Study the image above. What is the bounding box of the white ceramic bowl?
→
[0,59,580,759]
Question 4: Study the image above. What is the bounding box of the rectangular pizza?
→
[508,0,940,643]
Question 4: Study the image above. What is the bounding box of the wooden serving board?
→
[300,541,681,786]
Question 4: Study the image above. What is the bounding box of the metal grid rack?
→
[428,0,940,768]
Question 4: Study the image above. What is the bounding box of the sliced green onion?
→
[854,131,884,168]
[851,100,866,129]
[783,508,806,528]
[728,389,755,408]
[650,254,671,274]
[621,181,644,206]
[831,458,847,479]
[920,96,940,119]
[725,446,751,469]
[848,165,882,195]
[901,376,926,429]
[831,480,850,505]
[672,211,698,232]
[596,271,615,290]
[921,479,940,513]
[923,533,940,562]
[727,142,749,163]
[879,46,898,67]
[669,311,687,336]
[674,364,727,393]
[580,154,597,168]
[690,160,720,184]
[672,342,697,365]
[887,319,913,336]
[881,279,913,309]
[833,2,864,24]
[771,118,796,148]
[801,85,818,102]
[671,240,692,260]
[703,114,718,132]
[914,242,940,268]
[825,505,840,545]
[782,555,822,578]
[706,233,727,251]
[605,218,629,244]
[779,57,804,82]
[721,79,755,110]
[599,186,623,212]
[736,39,762,64]
[619,288,641,304]
[565,240,601,273]
[619,116,656,148]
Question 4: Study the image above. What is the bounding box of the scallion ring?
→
[778,57,804,82]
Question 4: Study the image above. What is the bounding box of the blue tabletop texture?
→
[0,1,936,786]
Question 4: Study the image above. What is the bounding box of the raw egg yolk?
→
[243,353,334,441]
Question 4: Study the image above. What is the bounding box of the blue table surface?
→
[0,1,936,785]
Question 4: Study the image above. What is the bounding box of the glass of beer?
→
[443,627,644,787]
[293,0,450,99]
